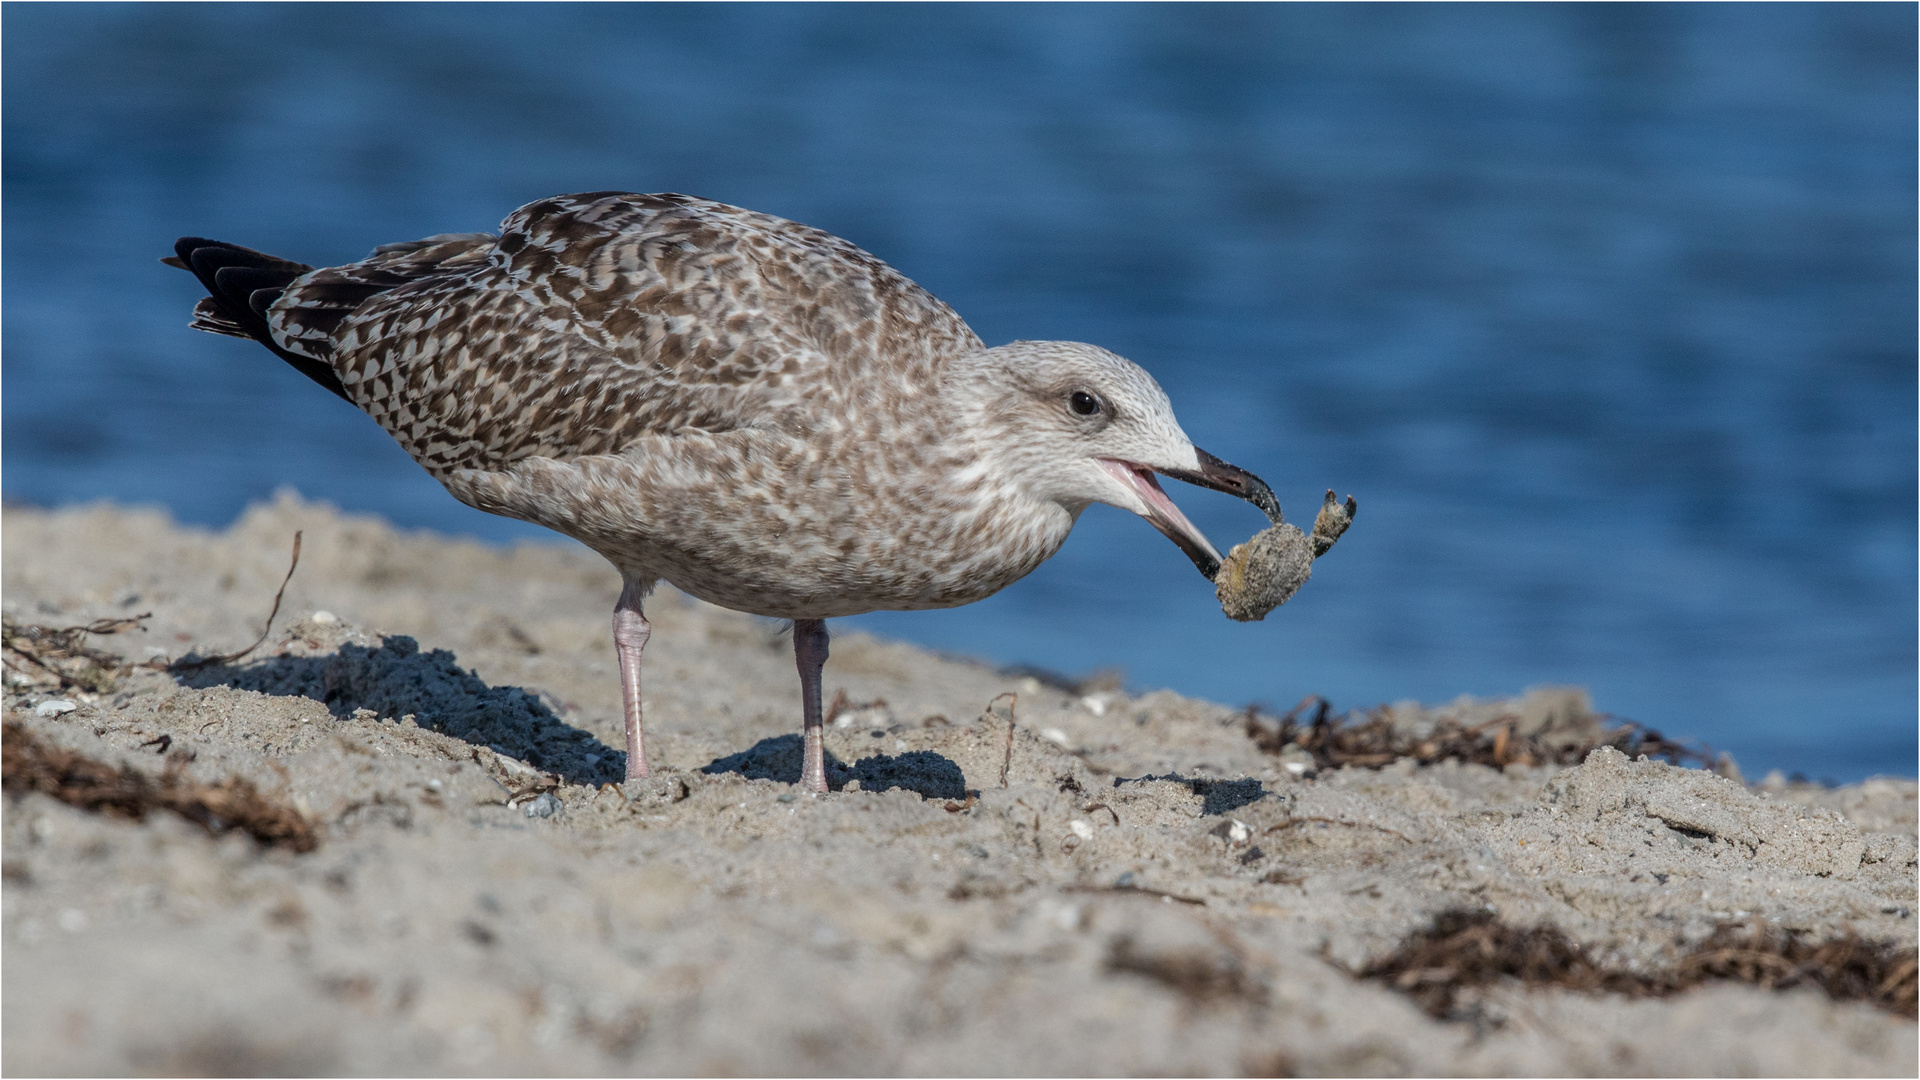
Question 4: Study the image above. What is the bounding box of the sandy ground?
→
[2,494,1914,1077]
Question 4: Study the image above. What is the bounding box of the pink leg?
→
[793,618,830,793]
[614,580,653,781]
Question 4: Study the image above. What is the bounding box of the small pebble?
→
[522,792,562,819]
[34,699,76,718]
[1053,903,1084,931]
[310,610,339,624]
[1210,818,1252,842]
[1069,819,1094,841]
[1040,727,1071,746]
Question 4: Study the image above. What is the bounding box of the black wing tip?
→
[168,237,351,404]
[174,236,240,267]
[173,237,315,274]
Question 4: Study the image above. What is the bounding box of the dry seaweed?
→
[4,532,303,694]
[1,613,152,695]
[1245,695,1704,771]
[1674,921,1917,1017]
[1359,909,1917,1020]
[1,722,318,852]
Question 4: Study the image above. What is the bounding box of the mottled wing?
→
[493,192,981,393]
[266,233,497,365]
[286,192,982,479]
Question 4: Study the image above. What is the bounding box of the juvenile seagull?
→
[168,192,1280,792]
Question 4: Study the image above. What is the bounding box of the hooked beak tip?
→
[1161,448,1284,525]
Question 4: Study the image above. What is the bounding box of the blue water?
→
[5,4,1913,780]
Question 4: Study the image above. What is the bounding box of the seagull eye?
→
[1069,390,1102,417]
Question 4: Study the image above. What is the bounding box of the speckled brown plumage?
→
[258,192,1040,617]
[172,191,1266,789]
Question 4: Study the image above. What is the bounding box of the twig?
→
[77,616,153,636]
[1265,816,1414,843]
[170,531,302,672]
[992,692,1018,787]
[1067,882,1207,906]
[823,688,851,726]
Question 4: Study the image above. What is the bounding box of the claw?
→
[1309,490,1356,558]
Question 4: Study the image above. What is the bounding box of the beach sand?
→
[3,495,1913,1076]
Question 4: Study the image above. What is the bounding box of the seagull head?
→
[964,340,1281,581]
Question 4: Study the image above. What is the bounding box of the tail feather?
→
[166,238,350,402]
[167,231,498,405]
[188,297,248,337]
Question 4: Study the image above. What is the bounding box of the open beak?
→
[1099,449,1284,582]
